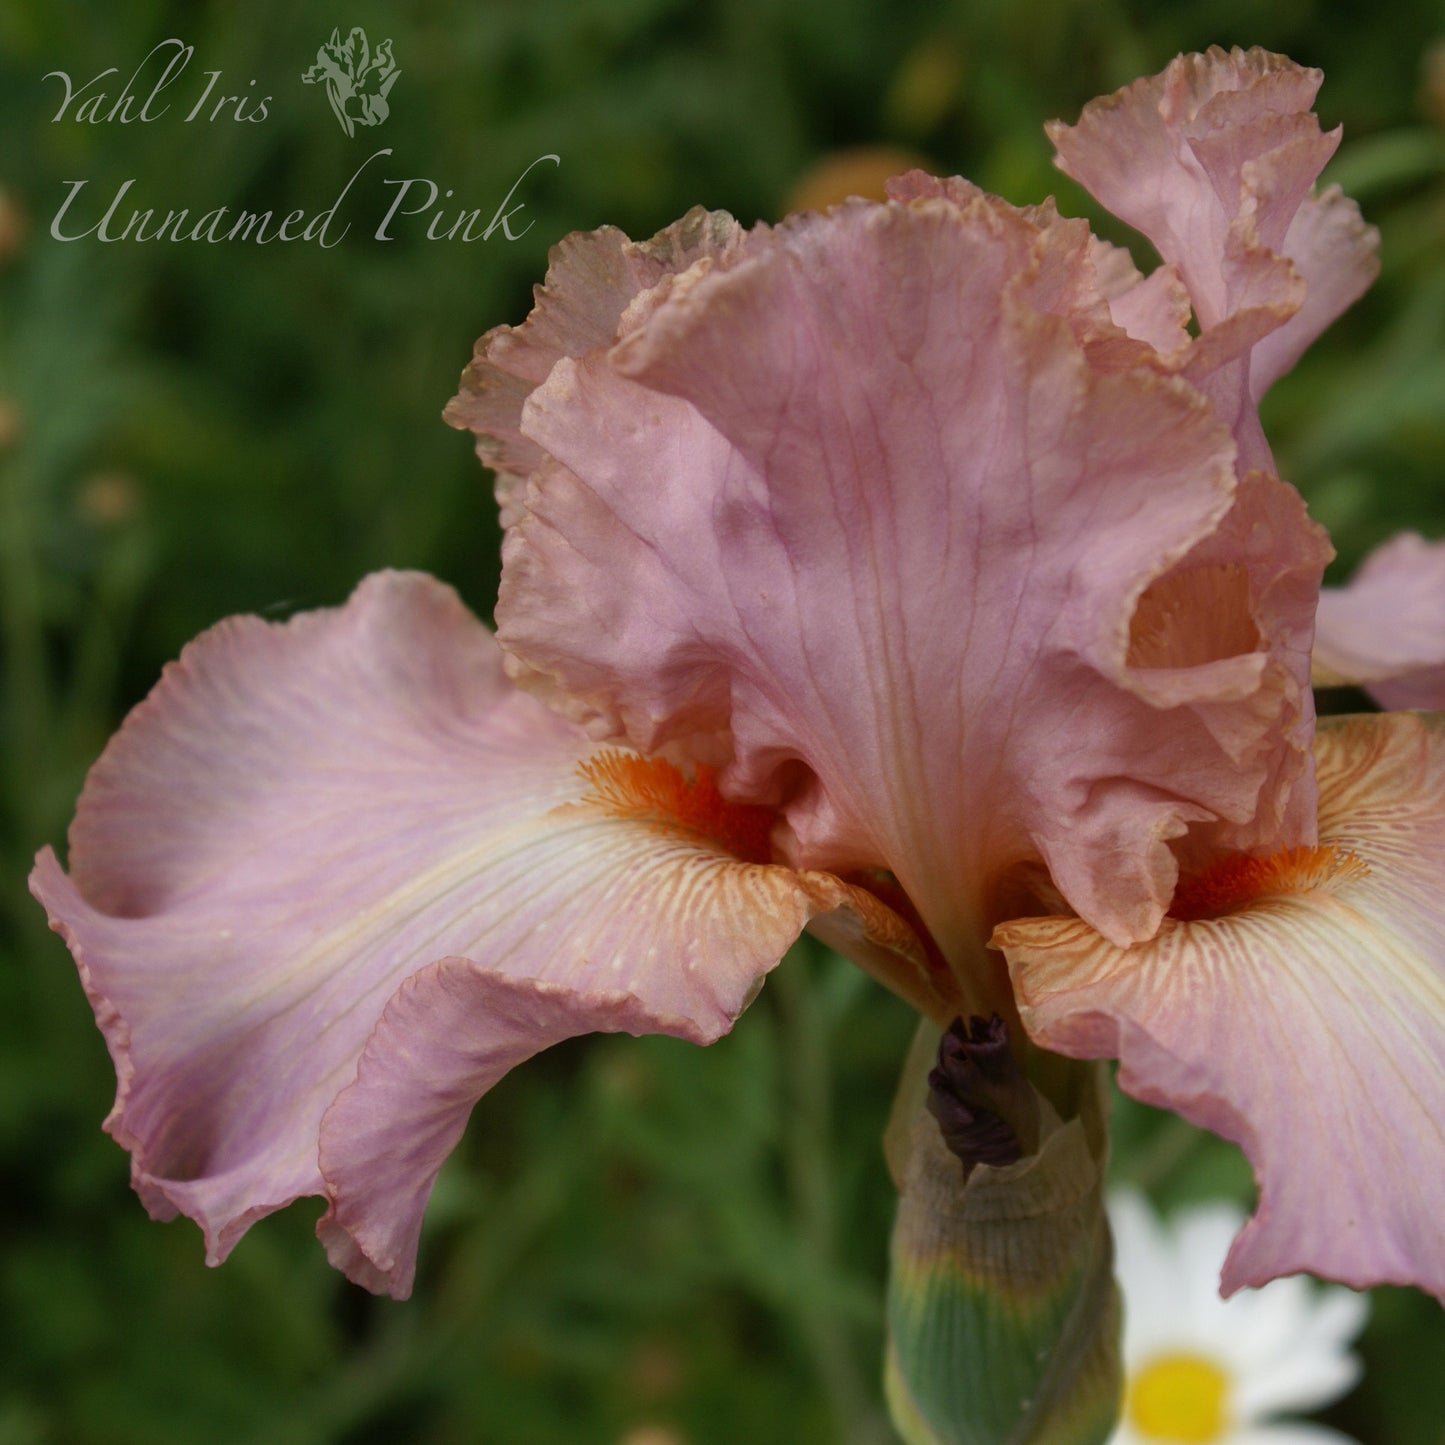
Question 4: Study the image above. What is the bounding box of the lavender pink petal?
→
[30,571,914,1295]
[444,207,751,521]
[497,192,1320,985]
[998,712,1445,1297]
[1313,532,1445,709]
[1049,47,1378,469]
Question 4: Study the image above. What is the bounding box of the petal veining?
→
[497,193,1309,988]
[30,571,921,1294]
[997,712,1445,1296]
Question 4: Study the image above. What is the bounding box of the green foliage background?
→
[2,1,1442,1441]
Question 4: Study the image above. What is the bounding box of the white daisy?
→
[1108,1189,1369,1445]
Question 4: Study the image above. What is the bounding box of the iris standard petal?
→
[1248,185,1381,401]
[997,712,1445,1296]
[885,168,1195,362]
[497,191,1307,994]
[1048,47,1377,471]
[1048,47,1374,343]
[444,207,751,520]
[30,570,919,1291]
[1124,470,1330,860]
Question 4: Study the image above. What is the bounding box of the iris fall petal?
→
[997,712,1445,1296]
[30,570,916,1293]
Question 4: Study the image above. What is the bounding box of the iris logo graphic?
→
[302,28,399,137]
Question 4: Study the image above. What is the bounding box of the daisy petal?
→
[998,713,1445,1295]
[1226,1427,1362,1445]
[1109,1191,1366,1444]
[1313,532,1445,709]
[30,571,912,1292]
[1231,1333,1363,1421]
[1108,1188,1194,1355]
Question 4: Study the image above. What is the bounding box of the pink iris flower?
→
[31,47,1445,1304]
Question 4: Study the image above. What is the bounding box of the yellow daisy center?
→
[1126,1352,1230,1442]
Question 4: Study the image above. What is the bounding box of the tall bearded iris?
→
[29,44,1445,1411]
